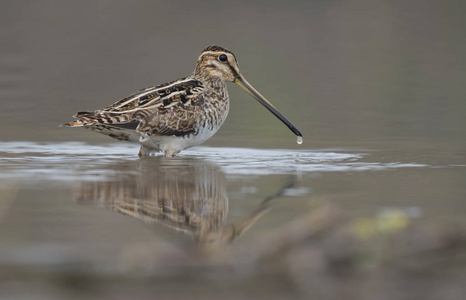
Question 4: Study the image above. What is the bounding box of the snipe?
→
[61,45,302,157]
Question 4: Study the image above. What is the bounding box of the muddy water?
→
[1,1,466,299]
[0,142,465,299]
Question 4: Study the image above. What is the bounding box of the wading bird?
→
[61,46,302,157]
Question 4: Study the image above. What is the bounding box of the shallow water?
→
[1,141,465,299]
[1,141,464,252]
[2,1,466,299]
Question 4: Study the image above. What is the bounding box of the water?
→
[1,1,466,299]
[1,142,465,298]
[0,142,446,252]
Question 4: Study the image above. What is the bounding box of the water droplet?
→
[297,136,303,145]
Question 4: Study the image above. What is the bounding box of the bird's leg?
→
[163,149,181,158]
[138,145,159,157]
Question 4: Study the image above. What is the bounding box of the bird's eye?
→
[219,54,228,62]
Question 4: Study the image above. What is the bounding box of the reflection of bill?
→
[76,159,294,250]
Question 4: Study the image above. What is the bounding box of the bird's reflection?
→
[75,158,283,250]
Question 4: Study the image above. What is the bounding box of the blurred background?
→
[1,0,464,150]
[1,0,465,299]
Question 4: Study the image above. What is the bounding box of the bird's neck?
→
[193,73,227,96]
[205,78,227,93]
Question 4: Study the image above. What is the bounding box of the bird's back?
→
[61,76,230,156]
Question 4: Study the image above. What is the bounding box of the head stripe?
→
[202,45,233,54]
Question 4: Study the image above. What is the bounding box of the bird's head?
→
[194,45,240,82]
[194,45,303,139]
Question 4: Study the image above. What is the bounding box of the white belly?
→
[140,125,220,156]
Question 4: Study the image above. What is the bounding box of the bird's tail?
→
[59,111,99,127]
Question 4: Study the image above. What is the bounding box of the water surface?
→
[1,0,466,299]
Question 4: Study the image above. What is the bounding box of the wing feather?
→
[62,77,205,138]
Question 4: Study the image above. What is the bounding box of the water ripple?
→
[0,142,428,181]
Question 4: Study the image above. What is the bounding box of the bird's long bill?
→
[234,74,303,137]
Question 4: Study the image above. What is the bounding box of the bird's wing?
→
[136,104,202,137]
[61,77,205,136]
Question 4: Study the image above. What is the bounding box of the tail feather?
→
[73,111,96,118]
[60,111,99,127]
[59,120,96,127]
[61,110,143,128]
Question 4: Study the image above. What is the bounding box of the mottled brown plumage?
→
[75,159,287,250]
[61,45,302,157]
